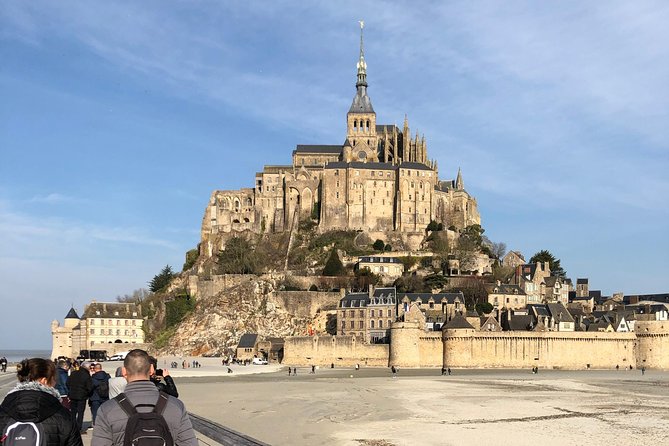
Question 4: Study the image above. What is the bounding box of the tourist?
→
[67,362,92,434]
[91,349,197,446]
[150,357,179,398]
[0,358,82,446]
[108,367,127,399]
[391,365,397,378]
[447,368,452,376]
[0,356,7,372]
[89,363,111,427]
[288,367,291,376]
[56,359,70,408]
[311,365,315,374]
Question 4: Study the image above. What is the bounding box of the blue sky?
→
[1,1,667,349]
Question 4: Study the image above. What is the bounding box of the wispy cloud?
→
[28,193,78,204]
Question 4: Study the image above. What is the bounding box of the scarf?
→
[7,381,62,399]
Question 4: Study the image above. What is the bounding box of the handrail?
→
[189,412,270,446]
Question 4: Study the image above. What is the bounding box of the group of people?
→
[0,349,197,446]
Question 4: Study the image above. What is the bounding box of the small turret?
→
[455,168,464,190]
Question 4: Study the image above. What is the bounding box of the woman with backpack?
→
[0,358,82,446]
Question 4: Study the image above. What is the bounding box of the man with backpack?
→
[89,363,111,427]
[91,349,197,446]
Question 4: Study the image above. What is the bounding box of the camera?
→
[155,368,163,376]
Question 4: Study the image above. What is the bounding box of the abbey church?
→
[201,26,480,256]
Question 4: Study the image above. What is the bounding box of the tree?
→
[116,288,151,303]
[384,243,392,252]
[427,231,449,255]
[218,237,259,274]
[322,248,346,276]
[149,265,175,293]
[529,250,566,278]
[372,239,385,251]
[423,273,448,292]
[475,302,494,316]
[454,235,479,273]
[393,274,427,293]
[352,267,381,290]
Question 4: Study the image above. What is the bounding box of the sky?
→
[1,1,668,349]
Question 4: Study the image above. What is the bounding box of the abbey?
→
[201,26,480,256]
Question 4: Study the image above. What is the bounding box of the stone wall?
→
[283,335,389,367]
[443,330,637,370]
[635,320,669,369]
[272,291,342,318]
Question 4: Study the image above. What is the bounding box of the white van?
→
[109,351,130,361]
[252,357,268,365]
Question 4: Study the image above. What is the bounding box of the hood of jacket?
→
[0,382,62,423]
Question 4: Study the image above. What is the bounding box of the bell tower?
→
[346,21,378,163]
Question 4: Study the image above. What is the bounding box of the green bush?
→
[323,249,346,276]
[182,248,199,271]
[165,296,195,328]
[373,239,385,251]
[384,244,392,251]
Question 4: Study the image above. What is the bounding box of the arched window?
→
[379,320,383,328]
[370,320,375,328]
[353,120,358,131]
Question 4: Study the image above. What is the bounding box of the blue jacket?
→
[55,367,69,396]
[90,371,110,401]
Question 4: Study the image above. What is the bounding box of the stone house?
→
[397,292,466,326]
[502,250,525,269]
[236,333,260,361]
[484,282,526,311]
[337,287,397,343]
[479,315,503,332]
[544,276,569,305]
[546,302,575,331]
[576,278,589,297]
[514,262,551,304]
[355,256,404,280]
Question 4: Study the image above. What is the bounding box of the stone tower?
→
[345,21,378,163]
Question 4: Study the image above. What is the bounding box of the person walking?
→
[108,367,127,399]
[55,359,70,408]
[0,358,82,446]
[67,362,92,434]
[89,363,111,428]
[91,349,197,446]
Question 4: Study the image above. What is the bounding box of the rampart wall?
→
[443,330,637,370]
[283,335,389,367]
[272,291,341,318]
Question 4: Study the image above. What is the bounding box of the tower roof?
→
[65,307,80,319]
[349,21,374,114]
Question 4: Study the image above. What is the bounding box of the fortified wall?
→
[283,334,389,367]
[283,321,669,370]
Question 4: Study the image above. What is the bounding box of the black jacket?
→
[151,375,179,398]
[66,368,92,400]
[90,371,110,402]
[0,386,82,446]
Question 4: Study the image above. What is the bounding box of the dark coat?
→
[55,367,69,396]
[66,368,92,401]
[0,385,82,446]
[90,371,111,402]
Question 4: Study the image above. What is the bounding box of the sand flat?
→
[176,368,669,446]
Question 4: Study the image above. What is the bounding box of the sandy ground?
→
[2,362,669,446]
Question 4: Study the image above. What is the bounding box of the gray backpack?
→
[2,421,42,446]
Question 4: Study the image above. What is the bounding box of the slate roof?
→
[444,314,475,330]
[372,287,397,298]
[528,304,550,317]
[349,88,374,113]
[340,293,369,308]
[507,315,535,331]
[238,333,258,349]
[82,302,142,319]
[293,145,342,154]
[485,284,526,295]
[398,292,464,305]
[359,256,402,264]
[623,293,669,305]
[376,124,401,133]
[65,307,80,319]
[324,161,397,170]
[546,302,575,323]
[544,276,559,287]
[435,180,455,192]
[398,161,433,171]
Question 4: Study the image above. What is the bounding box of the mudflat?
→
[176,367,669,446]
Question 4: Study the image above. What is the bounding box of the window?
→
[116,329,121,335]
[350,321,355,329]
[90,329,95,335]
[342,321,346,329]
[358,321,364,329]
[387,309,392,317]
[371,320,375,328]
[90,319,95,325]
[336,192,339,199]
[359,310,364,318]
[117,320,120,325]
[350,310,355,317]
[379,320,383,328]
[371,310,375,317]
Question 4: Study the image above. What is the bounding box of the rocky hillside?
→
[157,274,334,356]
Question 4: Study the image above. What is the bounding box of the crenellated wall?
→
[282,335,389,367]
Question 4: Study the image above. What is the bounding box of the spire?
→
[65,307,80,319]
[456,168,464,190]
[356,20,367,88]
[349,21,374,113]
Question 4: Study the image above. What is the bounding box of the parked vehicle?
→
[108,351,130,361]
[252,357,268,365]
[77,349,107,362]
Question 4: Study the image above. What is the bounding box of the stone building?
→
[355,256,404,280]
[514,262,552,304]
[200,25,480,257]
[484,282,526,311]
[51,302,145,359]
[337,287,397,343]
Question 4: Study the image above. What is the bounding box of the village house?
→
[484,282,526,311]
[355,256,404,280]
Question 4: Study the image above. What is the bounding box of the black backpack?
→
[96,380,109,399]
[2,421,42,446]
[114,392,174,446]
